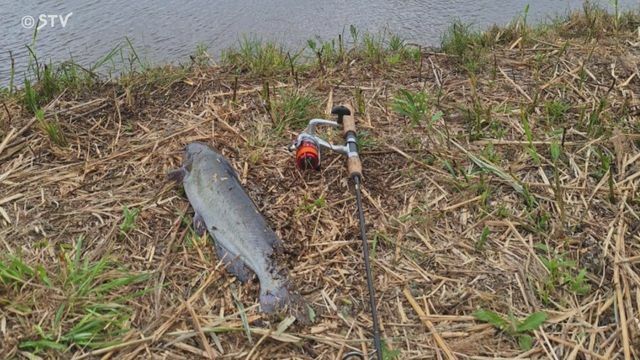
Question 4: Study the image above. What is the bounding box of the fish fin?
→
[193,213,206,237]
[257,228,284,253]
[217,155,239,181]
[167,167,187,183]
[259,285,289,313]
[260,284,311,323]
[269,234,285,253]
[215,243,253,282]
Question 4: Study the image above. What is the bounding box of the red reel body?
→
[295,138,321,170]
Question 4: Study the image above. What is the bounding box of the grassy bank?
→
[1,4,640,359]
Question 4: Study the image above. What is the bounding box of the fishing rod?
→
[289,104,383,360]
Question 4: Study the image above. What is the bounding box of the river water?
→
[1,0,637,85]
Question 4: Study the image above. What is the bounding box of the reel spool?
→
[294,136,321,171]
[289,117,350,172]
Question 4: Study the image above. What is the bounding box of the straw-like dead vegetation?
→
[1,5,639,359]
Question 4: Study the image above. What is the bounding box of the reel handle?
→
[332,104,362,179]
[331,105,357,137]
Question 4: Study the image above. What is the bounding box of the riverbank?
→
[1,5,639,359]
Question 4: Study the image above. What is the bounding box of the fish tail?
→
[259,283,291,313]
[260,283,312,323]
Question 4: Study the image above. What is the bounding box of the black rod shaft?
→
[353,175,382,360]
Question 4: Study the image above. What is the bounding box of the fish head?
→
[183,142,212,169]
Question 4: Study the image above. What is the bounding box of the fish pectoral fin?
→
[218,156,240,181]
[167,167,188,183]
[215,244,253,283]
[193,213,207,237]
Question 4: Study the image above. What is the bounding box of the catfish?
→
[169,142,302,314]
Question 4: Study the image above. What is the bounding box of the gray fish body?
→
[177,142,289,312]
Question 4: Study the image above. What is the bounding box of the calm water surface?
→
[1,0,637,84]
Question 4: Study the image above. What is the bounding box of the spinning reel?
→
[289,105,361,176]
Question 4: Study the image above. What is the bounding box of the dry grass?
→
[1,8,640,359]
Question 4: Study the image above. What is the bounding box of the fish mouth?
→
[183,142,209,169]
[184,142,208,156]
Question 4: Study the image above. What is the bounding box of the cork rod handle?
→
[342,104,357,137]
[343,104,362,179]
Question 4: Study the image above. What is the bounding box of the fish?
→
[169,142,297,313]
